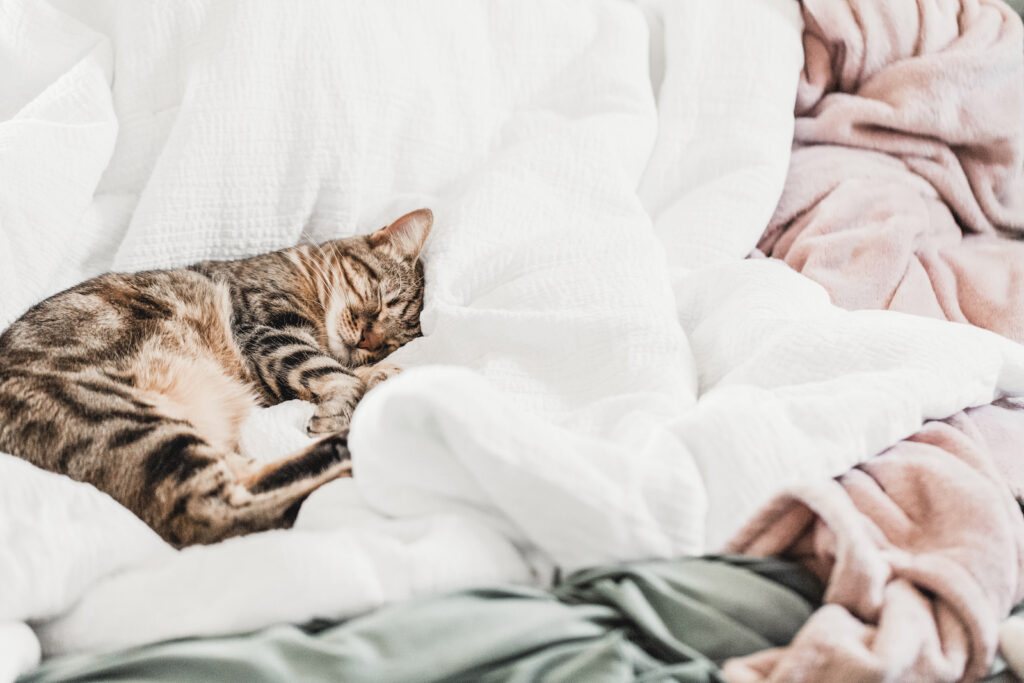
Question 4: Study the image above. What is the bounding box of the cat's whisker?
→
[301,240,340,311]
[295,230,335,303]
[295,296,326,313]
[297,249,334,311]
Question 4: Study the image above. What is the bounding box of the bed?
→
[4,1,1024,681]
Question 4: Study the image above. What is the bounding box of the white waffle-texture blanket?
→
[3,0,1024,677]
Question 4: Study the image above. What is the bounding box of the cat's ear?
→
[368,208,433,262]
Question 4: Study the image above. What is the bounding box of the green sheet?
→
[22,556,819,683]
[20,554,1020,682]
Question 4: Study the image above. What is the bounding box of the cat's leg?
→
[117,397,353,547]
[308,364,405,432]
[148,430,353,547]
[1,370,349,547]
[352,363,402,392]
[242,324,366,435]
[305,374,365,435]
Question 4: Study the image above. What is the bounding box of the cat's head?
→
[320,208,432,367]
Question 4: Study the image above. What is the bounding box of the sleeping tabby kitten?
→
[0,208,431,547]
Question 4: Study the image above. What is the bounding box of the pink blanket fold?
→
[758,0,1024,343]
[726,1,1024,681]
[724,405,1024,682]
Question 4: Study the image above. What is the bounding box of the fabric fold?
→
[759,0,1024,341]
[725,406,1024,682]
[728,1,1024,680]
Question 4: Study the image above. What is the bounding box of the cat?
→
[0,208,432,548]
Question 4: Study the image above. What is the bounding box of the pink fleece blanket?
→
[726,1,1024,681]
[725,404,1024,682]
[758,0,1024,343]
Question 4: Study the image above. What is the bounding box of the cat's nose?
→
[356,329,383,351]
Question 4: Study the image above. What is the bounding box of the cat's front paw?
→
[353,363,402,392]
[306,385,362,436]
[306,412,348,437]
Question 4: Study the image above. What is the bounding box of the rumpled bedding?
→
[18,556,826,683]
[725,1,1024,681]
[758,0,1024,342]
[726,404,1024,682]
[3,1,1024,681]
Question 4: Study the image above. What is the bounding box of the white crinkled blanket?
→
[3,0,1024,676]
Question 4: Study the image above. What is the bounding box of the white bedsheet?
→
[3,0,1024,675]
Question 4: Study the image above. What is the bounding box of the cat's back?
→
[0,268,231,369]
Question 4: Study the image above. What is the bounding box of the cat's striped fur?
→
[0,209,431,547]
